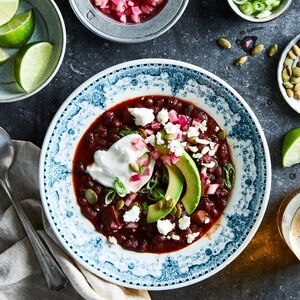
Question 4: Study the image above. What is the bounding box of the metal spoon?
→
[0,127,68,290]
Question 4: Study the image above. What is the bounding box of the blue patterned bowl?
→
[40,59,271,290]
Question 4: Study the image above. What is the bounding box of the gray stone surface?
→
[1,0,300,299]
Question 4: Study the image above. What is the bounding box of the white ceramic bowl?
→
[0,0,66,103]
[40,59,272,290]
[277,33,300,113]
[227,0,292,23]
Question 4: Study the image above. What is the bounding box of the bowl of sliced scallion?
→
[228,0,292,22]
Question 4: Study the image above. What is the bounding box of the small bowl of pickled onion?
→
[68,0,189,43]
[227,0,292,23]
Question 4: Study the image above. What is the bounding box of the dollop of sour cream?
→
[86,134,155,194]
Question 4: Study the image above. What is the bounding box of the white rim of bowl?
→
[39,58,272,290]
[277,33,300,114]
[2,0,66,103]
[68,0,189,43]
[227,0,293,23]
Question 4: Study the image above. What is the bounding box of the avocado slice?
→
[147,164,184,223]
[176,151,201,215]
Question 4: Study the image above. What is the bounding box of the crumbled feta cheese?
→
[168,140,184,157]
[209,144,219,157]
[209,142,216,149]
[204,217,210,224]
[202,161,216,169]
[187,126,199,138]
[199,120,208,133]
[201,146,210,155]
[123,206,141,223]
[194,138,210,145]
[214,126,220,132]
[128,107,155,126]
[164,122,181,135]
[157,108,169,124]
[178,215,191,230]
[186,232,200,244]
[145,134,155,146]
[157,219,175,235]
[156,131,165,145]
[108,236,118,245]
[188,146,198,153]
[171,234,180,241]
[192,153,203,160]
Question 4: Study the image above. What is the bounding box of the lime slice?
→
[0,9,35,48]
[282,128,300,167]
[14,41,54,92]
[0,47,9,65]
[0,0,19,27]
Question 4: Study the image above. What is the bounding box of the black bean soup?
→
[73,96,234,253]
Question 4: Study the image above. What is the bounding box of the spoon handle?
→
[0,177,68,291]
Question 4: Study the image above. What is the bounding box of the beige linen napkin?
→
[0,141,150,300]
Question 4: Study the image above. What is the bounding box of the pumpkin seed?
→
[217,130,227,141]
[282,68,291,81]
[292,45,300,57]
[287,66,293,77]
[284,58,294,67]
[292,67,300,77]
[85,189,98,204]
[291,77,300,84]
[251,44,264,55]
[235,56,248,66]
[286,89,294,98]
[170,207,177,216]
[165,134,177,141]
[283,81,294,89]
[218,38,232,49]
[116,199,125,210]
[175,204,182,218]
[295,82,300,91]
[295,91,300,100]
[268,44,278,57]
[158,200,164,209]
[129,162,139,173]
[288,50,298,60]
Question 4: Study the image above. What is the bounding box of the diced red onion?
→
[151,121,160,130]
[207,184,219,195]
[130,174,142,181]
[178,114,188,127]
[168,110,178,124]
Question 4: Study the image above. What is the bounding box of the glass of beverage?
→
[278,189,300,260]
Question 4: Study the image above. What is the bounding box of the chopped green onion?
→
[222,163,235,190]
[113,178,126,197]
[252,1,265,12]
[147,187,165,201]
[84,189,98,204]
[239,2,254,15]
[119,129,139,136]
[105,188,116,205]
[142,202,148,215]
[162,170,169,184]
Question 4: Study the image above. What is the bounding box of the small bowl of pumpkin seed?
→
[278,33,300,113]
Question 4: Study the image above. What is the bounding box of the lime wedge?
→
[0,0,19,27]
[282,128,300,167]
[0,9,35,48]
[14,42,54,92]
[0,47,9,65]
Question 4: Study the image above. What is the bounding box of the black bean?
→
[214,166,222,178]
[86,132,95,146]
[183,104,193,116]
[112,118,122,128]
[167,98,178,109]
[76,162,85,173]
[103,111,114,126]
[144,98,154,107]
[110,133,120,142]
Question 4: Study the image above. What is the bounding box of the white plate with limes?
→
[0,0,66,103]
